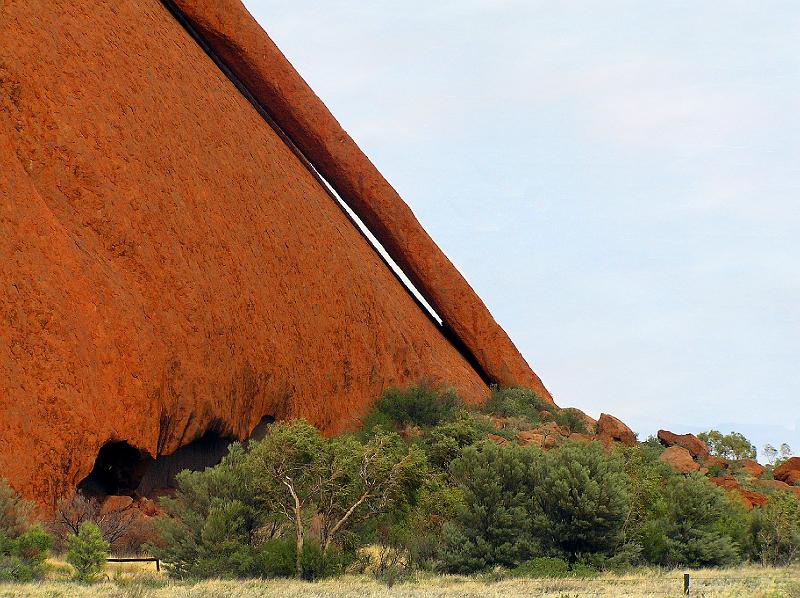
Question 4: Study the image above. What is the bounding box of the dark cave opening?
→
[78,416,276,498]
[77,441,153,497]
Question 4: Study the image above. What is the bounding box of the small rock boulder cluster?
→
[487,411,637,449]
[655,430,800,510]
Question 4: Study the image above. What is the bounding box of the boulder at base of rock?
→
[709,477,767,510]
[737,459,766,478]
[516,431,544,447]
[659,446,700,474]
[100,495,134,515]
[657,430,709,458]
[774,457,800,484]
[595,414,637,447]
[753,479,800,499]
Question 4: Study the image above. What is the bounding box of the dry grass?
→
[0,564,797,597]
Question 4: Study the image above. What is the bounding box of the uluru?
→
[0,0,551,507]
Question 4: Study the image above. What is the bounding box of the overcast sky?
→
[242,0,799,457]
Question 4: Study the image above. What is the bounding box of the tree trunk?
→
[283,478,304,578]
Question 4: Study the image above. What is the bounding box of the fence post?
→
[684,573,690,595]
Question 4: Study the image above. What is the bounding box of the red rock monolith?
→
[167,0,553,400]
[0,0,495,506]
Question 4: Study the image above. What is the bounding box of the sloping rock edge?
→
[163,0,553,400]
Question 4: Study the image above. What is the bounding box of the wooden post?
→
[684,573,690,595]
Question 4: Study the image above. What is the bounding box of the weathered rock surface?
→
[0,0,500,506]
[595,414,637,447]
[753,479,800,499]
[167,0,553,400]
[774,457,800,485]
[659,446,700,474]
[737,459,766,479]
[709,477,767,510]
[657,430,709,459]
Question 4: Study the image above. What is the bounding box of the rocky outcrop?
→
[753,479,800,499]
[596,414,637,447]
[774,457,800,485]
[1,0,510,506]
[657,430,709,459]
[737,459,766,479]
[166,0,553,400]
[659,446,700,474]
[709,477,767,510]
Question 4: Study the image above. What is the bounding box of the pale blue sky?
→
[242,1,799,456]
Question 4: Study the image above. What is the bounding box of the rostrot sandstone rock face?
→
[0,0,551,506]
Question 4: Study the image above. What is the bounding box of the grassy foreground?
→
[0,564,798,598]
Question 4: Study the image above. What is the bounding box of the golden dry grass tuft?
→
[0,564,797,597]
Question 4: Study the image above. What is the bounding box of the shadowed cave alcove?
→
[77,415,275,498]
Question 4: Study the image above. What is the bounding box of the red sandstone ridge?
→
[1,0,555,506]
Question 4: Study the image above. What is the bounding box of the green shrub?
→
[365,384,462,429]
[0,525,51,582]
[480,386,552,423]
[660,475,747,567]
[0,479,30,538]
[66,522,109,582]
[532,441,630,562]
[0,481,49,582]
[553,409,588,434]
[423,411,483,469]
[749,492,800,565]
[569,562,598,577]
[439,442,541,573]
[510,556,569,578]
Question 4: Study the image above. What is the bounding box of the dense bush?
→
[66,522,109,582]
[749,491,800,565]
[658,475,748,567]
[479,386,552,423]
[532,441,630,563]
[0,525,51,582]
[0,479,50,582]
[363,384,462,430]
[152,420,424,579]
[439,441,540,572]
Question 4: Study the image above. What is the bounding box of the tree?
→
[66,522,109,582]
[150,442,272,578]
[532,441,630,563]
[660,475,746,567]
[697,430,756,461]
[246,420,325,578]
[52,491,135,550]
[439,441,540,572]
[315,430,425,558]
[615,443,674,563]
[750,492,800,565]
